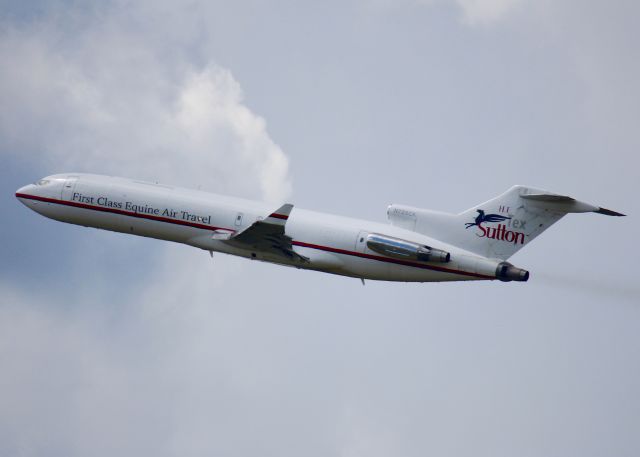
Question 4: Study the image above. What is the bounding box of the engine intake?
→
[496,262,530,282]
[366,234,451,263]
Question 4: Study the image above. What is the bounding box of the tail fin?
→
[388,185,624,260]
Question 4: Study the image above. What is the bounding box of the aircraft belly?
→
[383,265,475,282]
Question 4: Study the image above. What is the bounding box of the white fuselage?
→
[16,173,502,282]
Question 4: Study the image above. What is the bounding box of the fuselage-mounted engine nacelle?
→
[366,234,451,263]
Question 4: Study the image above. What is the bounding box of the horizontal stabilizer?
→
[521,191,625,216]
[520,194,575,203]
[595,207,626,217]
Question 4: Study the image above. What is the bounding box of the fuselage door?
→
[61,176,78,201]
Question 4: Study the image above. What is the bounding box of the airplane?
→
[15,173,624,284]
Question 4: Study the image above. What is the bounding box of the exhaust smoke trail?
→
[534,271,639,305]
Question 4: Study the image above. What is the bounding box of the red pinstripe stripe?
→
[15,192,231,232]
[16,192,494,279]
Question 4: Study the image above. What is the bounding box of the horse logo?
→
[465,209,511,229]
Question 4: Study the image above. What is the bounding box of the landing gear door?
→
[61,176,78,201]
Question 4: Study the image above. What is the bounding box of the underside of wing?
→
[223,204,309,262]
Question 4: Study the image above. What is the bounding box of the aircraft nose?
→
[15,184,37,209]
[16,183,36,197]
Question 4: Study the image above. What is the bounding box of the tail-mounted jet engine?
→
[495,262,529,282]
[366,234,451,263]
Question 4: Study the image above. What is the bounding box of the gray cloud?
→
[1,1,638,456]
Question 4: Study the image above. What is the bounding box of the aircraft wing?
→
[223,204,309,262]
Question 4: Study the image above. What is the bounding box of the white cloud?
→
[0,5,296,454]
[175,67,292,202]
[0,13,291,203]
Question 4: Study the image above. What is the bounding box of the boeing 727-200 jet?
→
[15,173,624,283]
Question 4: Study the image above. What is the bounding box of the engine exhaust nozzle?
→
[496,262,530,282]
[417,248,450,263]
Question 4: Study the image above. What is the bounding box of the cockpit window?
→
[36,179,50,186]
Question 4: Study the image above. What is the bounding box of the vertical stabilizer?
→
[388,186,624,260]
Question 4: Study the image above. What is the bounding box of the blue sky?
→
[1,1,638,456]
